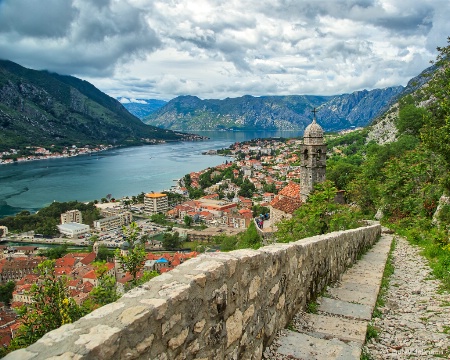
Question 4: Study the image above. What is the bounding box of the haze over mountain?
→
[118,98,167,119]
[0,60,192,151]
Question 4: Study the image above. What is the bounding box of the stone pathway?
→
[263,231,393,360]
[363,236,450,359]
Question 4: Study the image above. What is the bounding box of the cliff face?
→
[0,60,184,150]
[144,87,404,132]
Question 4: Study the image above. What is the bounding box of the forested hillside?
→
[321,39,450,289]
[0,60,188,151]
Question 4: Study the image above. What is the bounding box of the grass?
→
[286,322,295,331]
[365,324,379,342]
[360,348,373,360]
[306,301,318,314]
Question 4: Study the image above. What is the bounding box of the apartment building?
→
[61,210,82,224]
[92,212,132,232]
[144,193,168,215]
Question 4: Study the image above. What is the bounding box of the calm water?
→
[0,130,303,217]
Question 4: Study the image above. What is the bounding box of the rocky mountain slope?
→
[0,60,187,151]
[144,87,404,132]
[367,65,435,145]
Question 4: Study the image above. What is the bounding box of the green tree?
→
[276,181,362,243]
[183,174,192,187]
[114,222,146,286]
[236,222,262,249]
[96,244,111,261]
[397,103,427,136]
[9,260,86,350]
[39,244,69,259]
[184,215,193,227]
[0,281,15,305]
[150,213,168,225]
[420,38,450,191]
[125,270,159,291]
[162,231,181,250]
[87,262,120,309]
[380,147,444,222]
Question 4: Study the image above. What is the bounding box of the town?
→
[0,123,336,349]
[0,145,114,164]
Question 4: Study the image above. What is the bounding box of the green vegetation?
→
[324,39,450,291]
[306,300,318,314]
[0,200,100,236]
[0,281,15,306]
[114,222,146,286]
[85,262,120,309]
[162,231,182,250]
[276,181,364,243]
[4,260,87,354]
[0,60,185,151]
[38,244,69,259]
[365,324,379,341]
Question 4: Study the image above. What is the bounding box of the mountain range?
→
[0,59,434,151]
[142,87,408,132]
[0,60,190,151]
[141,67,435,132]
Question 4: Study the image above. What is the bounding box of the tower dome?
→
[303,117,324,145]
[304,118,323,138]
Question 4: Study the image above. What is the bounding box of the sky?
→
[0,0,449,101]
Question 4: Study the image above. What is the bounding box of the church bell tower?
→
[300,109,327,202]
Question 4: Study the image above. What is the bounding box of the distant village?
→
[0,145,114,164]
[0,119,340,348]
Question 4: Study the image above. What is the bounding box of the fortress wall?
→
[8,222,380,360]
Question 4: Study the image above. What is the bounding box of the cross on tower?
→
[311,107,317,118]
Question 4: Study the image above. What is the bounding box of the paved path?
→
[263,231,393,360]
[363,236,450,359]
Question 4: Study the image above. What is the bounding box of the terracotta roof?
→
[83,270,97,280]
[278,182,301,199]
[271,196,302,214]
[145,193,167,198]
[55,267,72,276]
[56,257,76,267]
[80,252,96,265]
[16,274,38,285]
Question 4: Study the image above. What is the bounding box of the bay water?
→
[0,130,303,218]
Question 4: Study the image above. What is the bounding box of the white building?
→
[57,223,90,238]
[144,193,168,215]
[93,212,132,232]
[61,210,82,224]
[0,226,8,237]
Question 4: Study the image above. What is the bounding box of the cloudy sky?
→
[0,0,449,101]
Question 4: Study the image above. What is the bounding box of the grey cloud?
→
[0,0,78,38]
[0,0,161,77]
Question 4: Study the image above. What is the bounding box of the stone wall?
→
[7,222,380,360]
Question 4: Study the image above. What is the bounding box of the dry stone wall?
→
[7,222,380,360]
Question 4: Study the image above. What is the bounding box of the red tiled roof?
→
[278,182,301,199]
[55,267,72,276]
[80,252,96,265]
[56,257,76,267]
[271,196,302,214]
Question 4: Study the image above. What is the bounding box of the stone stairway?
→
[264,231,394,360]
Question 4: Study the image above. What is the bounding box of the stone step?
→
[276,330,362,360]
[317,297,373,320]
[267,233,394,359]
